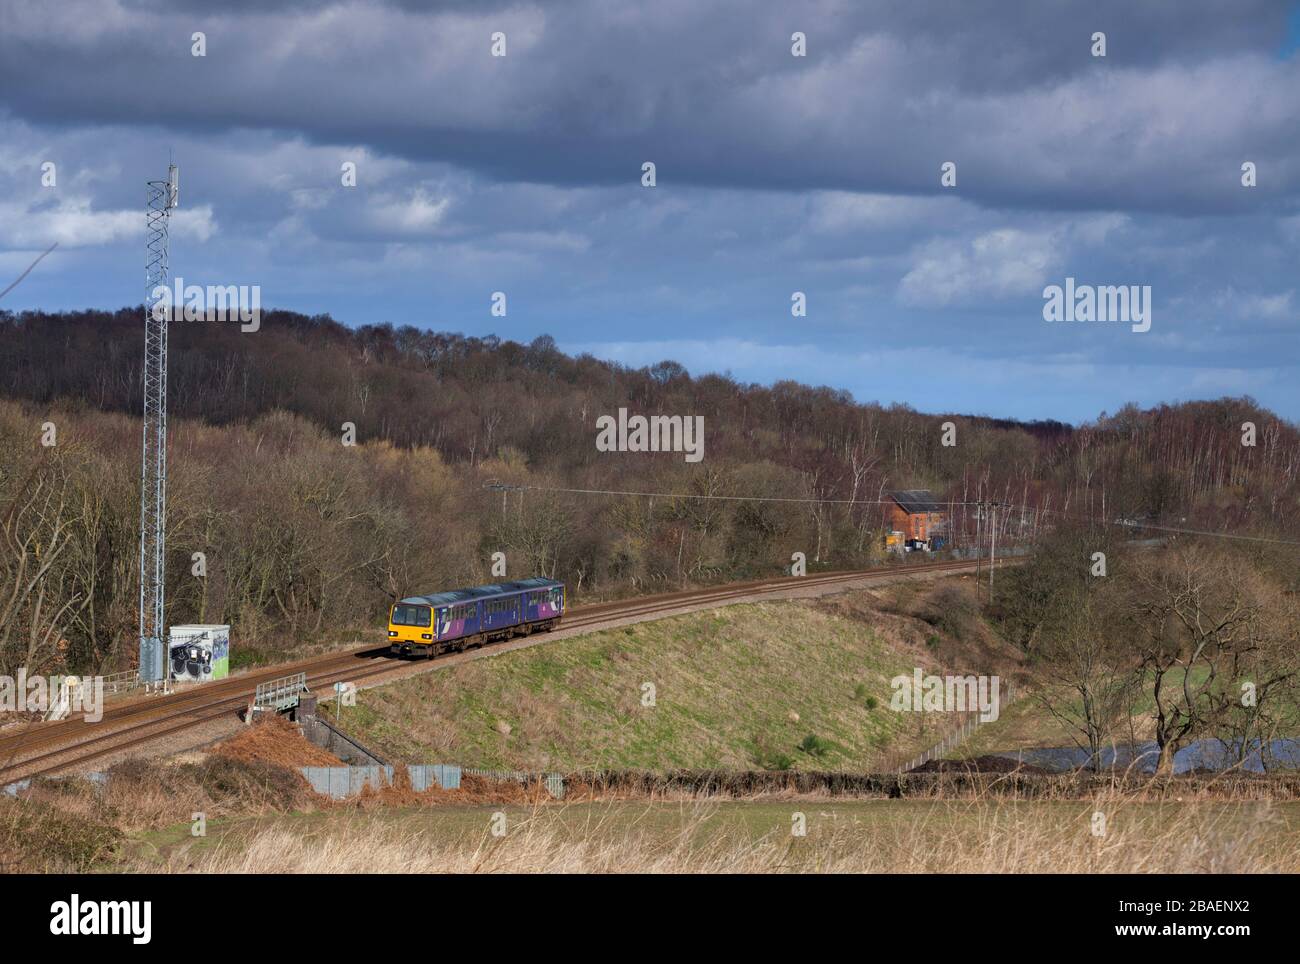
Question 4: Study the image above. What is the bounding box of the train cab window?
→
[392,604,432,627]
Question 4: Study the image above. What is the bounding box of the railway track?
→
[0,556,1005,784]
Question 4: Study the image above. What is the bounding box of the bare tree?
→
[1129,545,1274,775]
[0,454,89,675]
[1036,582,1140,771]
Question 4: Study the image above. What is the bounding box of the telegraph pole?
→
[483,478,523,517]
[988,501,997,598]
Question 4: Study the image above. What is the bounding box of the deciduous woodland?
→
[1,309,1298,709]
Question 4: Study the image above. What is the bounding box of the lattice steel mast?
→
[139,165,177,683]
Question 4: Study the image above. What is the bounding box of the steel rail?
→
[0,557,999,782]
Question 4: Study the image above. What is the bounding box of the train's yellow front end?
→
[388,601,435,656]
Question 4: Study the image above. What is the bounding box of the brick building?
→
[885,490,948,549]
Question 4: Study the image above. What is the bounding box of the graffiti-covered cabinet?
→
[168,624,230,682]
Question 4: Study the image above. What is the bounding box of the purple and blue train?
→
[387,577,565,658]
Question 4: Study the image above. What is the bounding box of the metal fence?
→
[254,672,307,712]
[300,765,393,798]
[464,767,565,799]
[409,764,462,793]
[43,672,140,721]
[7,764,463,802]
[896,714,984,773]
[100,670,141,696]
[300,764,462,799]
[893,685,1017,774]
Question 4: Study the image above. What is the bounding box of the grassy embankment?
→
[339,580,1032,772]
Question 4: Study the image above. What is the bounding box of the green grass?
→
[345,599,961,772]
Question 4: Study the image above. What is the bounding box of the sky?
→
[0,0,1297,424]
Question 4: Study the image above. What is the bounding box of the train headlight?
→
[388,630,397,637]
[421,633,432,640]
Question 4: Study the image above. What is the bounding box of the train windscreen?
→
[391,603,432,627]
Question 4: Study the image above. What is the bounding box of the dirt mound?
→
[210,716,343,768]
[908,755,1053,775]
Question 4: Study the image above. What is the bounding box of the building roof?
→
[889,489,945,514]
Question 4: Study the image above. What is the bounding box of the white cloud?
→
[898,228,1061,308]
[366,188,449,236]
[809,193,952,234]
[1211,287,1296,323]
[1,198,132,248]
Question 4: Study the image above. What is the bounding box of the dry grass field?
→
[129,795,1300,874]
[6,580,1298,875]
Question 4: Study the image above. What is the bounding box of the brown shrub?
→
[0,796,122,872]
[210,715,343,768]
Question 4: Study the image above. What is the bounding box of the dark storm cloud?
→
[1,0,1298,423]
[1,0,1297,213]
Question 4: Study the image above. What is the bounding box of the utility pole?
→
[483,478,524,518]
[988,501,997,599]
[139,164,177,685]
